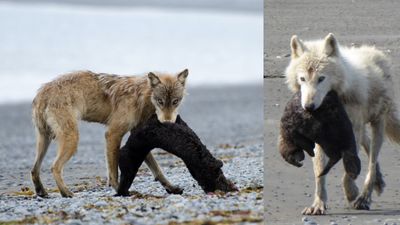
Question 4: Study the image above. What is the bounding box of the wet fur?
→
[279,91,361,178]
[31,69,188,197]
[285,33,400,214]
[117,115,238,196]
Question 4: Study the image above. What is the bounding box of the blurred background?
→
[0,0,263,198]
[0,0,262,103]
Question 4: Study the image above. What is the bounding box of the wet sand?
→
[265,0,400,224]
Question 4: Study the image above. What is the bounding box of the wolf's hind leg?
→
[47,110,80,198]
[31,131,51,197]
[145,153,183,194]
[302,144,327,215]
[360,134,385,195]
[353,119,384,210]
[51,127,79,198]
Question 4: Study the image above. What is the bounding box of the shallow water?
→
[0,2,262,103]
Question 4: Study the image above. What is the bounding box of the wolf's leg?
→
[105,125,127,191]
[353,119,384,210]
[52,132,79,197]
[46,109,79,197]
[145,153,183,194]
[342,109,363,204]
[342,170,359,203]
[302,144,327,215]
[342,130,367,203]
[48,114,79,198]
[31,131,51,197]
[360,134,385,195]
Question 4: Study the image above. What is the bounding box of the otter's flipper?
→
[318,157,340,177]
[342,152,361,179]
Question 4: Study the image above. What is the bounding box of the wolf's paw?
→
[166,186,184,195]
[108,179,119,191]
[353,195,370,210]
[35,190,49,198]
[60,190,74,198]
[34,186,49,198]
[114,191,130,197]
[302,201,327,215]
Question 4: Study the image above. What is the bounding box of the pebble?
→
[94,200,108,207]
[0,144,263,225]
[66,219,82,225]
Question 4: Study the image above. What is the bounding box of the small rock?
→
[66,219,82,225]
[94,200,108,207]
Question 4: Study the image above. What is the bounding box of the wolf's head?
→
[285,33,344,111]
[147,69,188,123]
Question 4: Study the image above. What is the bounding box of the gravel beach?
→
[265,0,400,224]
[0,85,263,224]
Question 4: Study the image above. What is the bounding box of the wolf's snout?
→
[157,113,177,123]
[304,103,315,111]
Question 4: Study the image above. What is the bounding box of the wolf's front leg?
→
[145,153,183,194]
[302,144,328,215]
[105,126,127,190]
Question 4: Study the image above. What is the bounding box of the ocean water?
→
[0,2,262,104]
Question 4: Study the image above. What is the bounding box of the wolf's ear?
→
[323,33,339,57]
[290,35,305,58]
[148,72,161,88]
[177,69,189,86]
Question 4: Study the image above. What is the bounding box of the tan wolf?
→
[285,33,400,214]
[31,69,188,197]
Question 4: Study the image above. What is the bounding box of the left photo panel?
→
[0,0,264,224]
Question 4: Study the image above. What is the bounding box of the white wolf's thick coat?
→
[285,33,400,214]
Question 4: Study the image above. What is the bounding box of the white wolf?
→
[285,33,400,214]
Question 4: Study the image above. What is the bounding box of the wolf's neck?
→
[96,73,155,113]
[334,55,368,106]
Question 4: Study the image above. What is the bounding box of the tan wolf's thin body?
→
[31,69,188,197]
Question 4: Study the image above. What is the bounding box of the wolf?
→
[285,33,400,214]
[31,69,188,197]
[117,114,237,196]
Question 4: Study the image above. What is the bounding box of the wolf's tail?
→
[384,103,400,144]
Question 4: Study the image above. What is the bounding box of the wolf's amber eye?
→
[172,99,179,105]
[300,77,305,82]
[318,76,325,83]
[157,99,164,105]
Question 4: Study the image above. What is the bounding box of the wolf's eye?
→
[318,76,325,83]
[300,77,305,82]
[157,99,164,105]
[172,99,179,105]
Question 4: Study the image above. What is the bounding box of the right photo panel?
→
[264,0,400,224]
